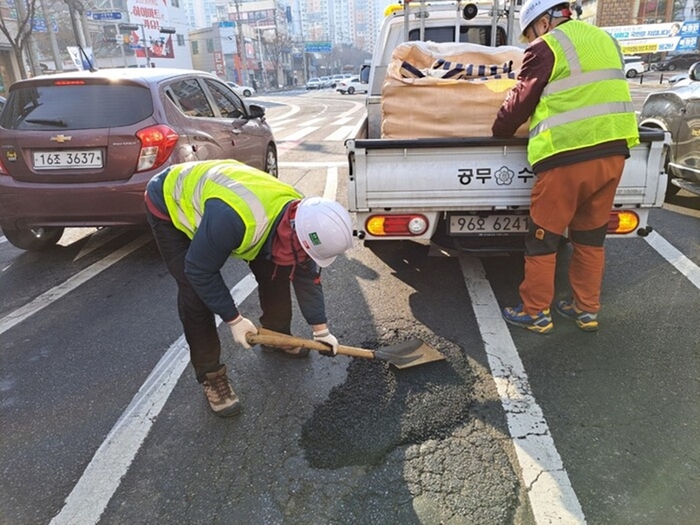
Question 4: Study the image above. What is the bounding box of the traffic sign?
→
[305,41,332,53]
[86,11,123,21]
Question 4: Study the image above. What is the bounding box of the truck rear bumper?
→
[357,209,651,254]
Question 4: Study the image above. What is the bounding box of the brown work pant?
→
[520,155,625,314]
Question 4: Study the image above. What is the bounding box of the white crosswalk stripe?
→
[325,125,356,141]
[277,126,319,141]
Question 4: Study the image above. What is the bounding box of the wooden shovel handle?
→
[247,332,376,360]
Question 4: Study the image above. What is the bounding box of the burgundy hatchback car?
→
[0,68,278,251]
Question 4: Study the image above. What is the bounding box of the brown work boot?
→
[202,366,242,417]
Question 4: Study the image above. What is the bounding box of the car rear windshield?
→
[0,83,154,130]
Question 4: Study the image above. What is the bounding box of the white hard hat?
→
[519,0,571,36]
[294,197,354,267]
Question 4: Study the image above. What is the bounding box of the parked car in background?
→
[306,77,322,90]
[0,68,278,251]
[319,76,333,88]
[656,52,700,71]
[330,73,353,88]
[335,77,369,95]
[226,81,255,97]
[623,56,646,78]
[639,62,700,199]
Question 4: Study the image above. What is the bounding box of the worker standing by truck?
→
[145,160,354,417]
[492,0,639,334]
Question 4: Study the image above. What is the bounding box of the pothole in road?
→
[299,338,474,469]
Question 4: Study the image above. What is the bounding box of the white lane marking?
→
[334,117,353,126]
[277,126,319,142]
[304,117,325,126]
[0,236,7,244]
[325,126,356,141]
[0,233,152,337]
[645,230,700,290]
[49,274,259,525]
[338,102,365,118]
[74,229,128,262]
[266,103,300,122]
[459,256,586,525]
[323,167,338,200]
[280,161,346,168]
[347,117,365,142]
[268,119,295,127]
[50,170,341,525]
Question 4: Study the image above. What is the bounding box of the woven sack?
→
[381,41,530,138]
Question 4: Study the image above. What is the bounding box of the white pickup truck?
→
[347,1,669,253]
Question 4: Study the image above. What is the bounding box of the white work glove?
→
[228,315,257,349]
[313,328,338,357]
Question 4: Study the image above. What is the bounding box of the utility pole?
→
[14,0,42,76]
[39,0,63,71]
[233,0,250,84]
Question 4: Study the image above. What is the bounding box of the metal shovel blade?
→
[374,339,446,369]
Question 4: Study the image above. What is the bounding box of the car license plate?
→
[33,150,103,169]
[449,214,530,235]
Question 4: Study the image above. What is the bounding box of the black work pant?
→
[147,211,222,382]
[147,211,298,382]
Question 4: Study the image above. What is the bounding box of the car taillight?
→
[365,214,428,236]
[135,125,179,172]
[0,157,8,176]
[608,210,639,234]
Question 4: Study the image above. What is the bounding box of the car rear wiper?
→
[24,118,68,127]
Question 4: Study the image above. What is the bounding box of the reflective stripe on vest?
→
[162,160,302,261]
[527,21,640,167]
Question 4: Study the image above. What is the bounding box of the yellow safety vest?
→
[528,20,640,167]
[162,160,303,261]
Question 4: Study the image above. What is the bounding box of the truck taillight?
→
[608,210,639,234]
[135,125,179,172]
[366,214,428,236]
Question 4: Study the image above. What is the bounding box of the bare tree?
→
[263,30,294,87]
[0,0,38,79]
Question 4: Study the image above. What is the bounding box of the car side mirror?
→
[360,64,370,84]
[248,104,265,119]
[690,61,700,82]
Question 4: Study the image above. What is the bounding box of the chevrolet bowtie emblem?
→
[50,134,72,143]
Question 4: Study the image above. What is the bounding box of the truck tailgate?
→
[348,129,668,212]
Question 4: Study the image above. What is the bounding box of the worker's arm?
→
[492,39,554,138]
[291,261,338,355]
[184,198,245,323]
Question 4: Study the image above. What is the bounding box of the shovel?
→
[247,328,445,369]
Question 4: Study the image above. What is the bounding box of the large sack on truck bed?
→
[381,41,529,139]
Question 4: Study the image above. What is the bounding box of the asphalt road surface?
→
[1,86,698,525]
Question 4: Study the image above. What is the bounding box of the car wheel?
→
[667,64,677,71]
[3,226,64,251]
[348,86,355,94]
[264,144,278,178]
[243,89,252,97]
[626,69,637,78]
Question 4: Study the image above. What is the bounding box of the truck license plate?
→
[33,150,103,169]
[449,214,530,235]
